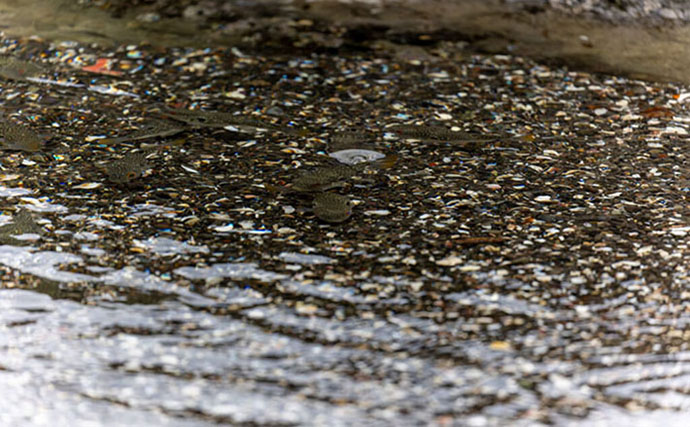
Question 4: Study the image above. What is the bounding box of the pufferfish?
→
[100,119,185,145]
[0,208,44,245]
[388,124,498,144]
[313,192,352,223]
[283,154,398,193]
[0,121,49,152]
[0,56,45,81]
[160,108,301,135]
[106,152,150,184]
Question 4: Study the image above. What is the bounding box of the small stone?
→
[659,8,678,20]
[266,106,285,116]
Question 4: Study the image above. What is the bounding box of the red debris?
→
[81,58,123,76]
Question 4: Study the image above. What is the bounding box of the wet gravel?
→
[82,0,690,25]
[544,0,690,23]
[1,20,690,426]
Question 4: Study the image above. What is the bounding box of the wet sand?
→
[2,0,690,83]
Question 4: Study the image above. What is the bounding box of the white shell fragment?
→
[329,149,386,165]
[364,210,391,216]
[662,126,688,135]
[73,183,102,190]
[212,223,271,234]
[436,256,464,266]
[180,165,200,174]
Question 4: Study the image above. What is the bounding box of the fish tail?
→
[99,137,125,145]
[264,183,288,194]
[372,154,398,169]
[294,128,312,137]
[157,108,189,124]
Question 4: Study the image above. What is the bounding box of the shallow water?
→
[1,0,690,425]
[3,227,690,424]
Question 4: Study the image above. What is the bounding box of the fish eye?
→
[126,171,137,179]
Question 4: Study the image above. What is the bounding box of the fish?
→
[0,209,43,244]
[393,45,439,63]
[330,130,374,145]
[313,193,352,223]
[371,40,440,63]
[0,122,48,152]
[160,108,301,135]
[286,154,398,193]
[106,152,150,184]
[0,57,45,81]
[388,124,499,143]
[12,209,43,234]
[100,119,186,145]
